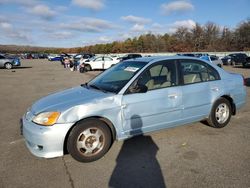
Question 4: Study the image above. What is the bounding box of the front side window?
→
[95,57,103,61]
[127,60,177,93]
[104,57,112,61]
[180,60,220,85]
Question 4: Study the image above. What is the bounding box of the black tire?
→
[67,119,112,162]
[85,64,91,72]
[231,60,236,67]
[5,62,13,69]
[207,98,232,128]
[79,67,86,73]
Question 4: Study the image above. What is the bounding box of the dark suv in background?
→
[221,53,250,67]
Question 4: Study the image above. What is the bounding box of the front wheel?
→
[5,63,13,69]
[207,98,232,128]
[67,119,112,162]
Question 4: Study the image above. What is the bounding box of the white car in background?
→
[82,56,120,71]
[200,55,222,67]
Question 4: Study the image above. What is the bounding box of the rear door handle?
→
[211,87,219,92]
[168,94,178,99]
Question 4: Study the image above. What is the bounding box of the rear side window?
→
[180,60,220,85]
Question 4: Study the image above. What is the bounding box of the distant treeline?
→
[1,19,249,54]
[81,19,250,54]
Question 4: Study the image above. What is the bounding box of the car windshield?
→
[87,61,148,93]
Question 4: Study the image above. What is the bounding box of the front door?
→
[121,60,183,136]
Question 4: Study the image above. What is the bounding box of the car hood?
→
[31,86,114,115]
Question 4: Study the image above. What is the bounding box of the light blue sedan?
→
[21,56,247,162]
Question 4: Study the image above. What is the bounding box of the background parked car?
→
[73,53,95,62]
[177,53,209,57]
[48,55,63,61]
[209,55,223,67]
[178,54,222,67]
[0,54,21,69]
[81,56,119,72]
[221,53,249,67]
[221,55,232,65]
[118,54,142,61]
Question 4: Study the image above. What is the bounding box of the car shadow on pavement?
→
[234,66,250,69]
[109,115,166,188]
[15,66,33,69]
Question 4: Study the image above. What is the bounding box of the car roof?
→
[127,55,203,64]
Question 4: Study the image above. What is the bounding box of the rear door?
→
[179,59,221,122]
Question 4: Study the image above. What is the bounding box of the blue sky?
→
[0,0,249,47]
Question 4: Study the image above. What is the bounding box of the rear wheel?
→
[67,119,112,162]
[207,98,232,128]
[79,67,86,73]
[5,63,13,69]
[85,64,91,72]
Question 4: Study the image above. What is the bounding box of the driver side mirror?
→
[128,84,148,94]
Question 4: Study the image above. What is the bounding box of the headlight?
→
[32,112,60,126]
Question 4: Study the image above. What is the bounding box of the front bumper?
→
[21,115,74,158]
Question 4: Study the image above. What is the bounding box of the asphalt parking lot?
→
[0,59,249,188]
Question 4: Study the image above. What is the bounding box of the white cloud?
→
[161,1,194,15]
[72,0,105,10]
[173,19,196,29]
[60,18,116,33]
[0,22,12,29]
[27,4,56,20]
[0,20,29,41]
[152,23,164,29]
[121,15,152,25]
[51,32,73,40]
[131,24,145,32]
[168,19,196,33]
[0,0,37,6]
[98,36,112,43]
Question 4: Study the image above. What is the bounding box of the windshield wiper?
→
[88,84,107,93]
